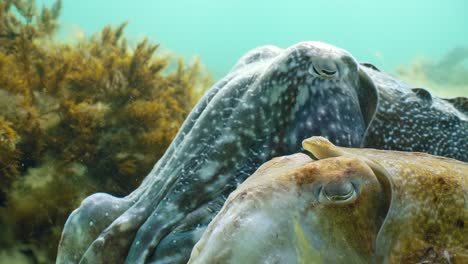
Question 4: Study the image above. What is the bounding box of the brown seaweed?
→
[0,0,211,262]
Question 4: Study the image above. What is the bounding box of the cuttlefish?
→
[189,137,467,264]
[57,42,467,263]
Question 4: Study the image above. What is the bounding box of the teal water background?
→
[39,0,467,81]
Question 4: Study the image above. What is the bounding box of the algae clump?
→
[0,0,212,263]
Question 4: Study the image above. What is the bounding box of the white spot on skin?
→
[292,85,309,114]
[199,161,221,181]
[268,85,286,102]
[215,132,238,145]
[116,217,134,232]
[289,134,297,144]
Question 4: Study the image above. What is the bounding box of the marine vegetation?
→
[57,41,466,264]
[0,0,211,263]
[396,47,468,98]
[189,136,467,264]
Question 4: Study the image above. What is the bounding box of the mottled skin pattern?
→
[360,66,467,161]
[305,137,468,263]
[57,42,467,264]
[189,137,467,264]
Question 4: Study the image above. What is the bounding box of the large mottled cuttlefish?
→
[189,137,467,264]
[57,42,467,263]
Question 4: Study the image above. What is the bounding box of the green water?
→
[41,0,468,80]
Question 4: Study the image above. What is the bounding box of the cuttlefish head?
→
[189,137,467,264]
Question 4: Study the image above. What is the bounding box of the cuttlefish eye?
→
[308,62,338,79]
[318,181,357,203]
